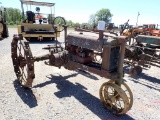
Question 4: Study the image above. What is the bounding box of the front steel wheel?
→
[108,80,133,111]
[99,82,130,114]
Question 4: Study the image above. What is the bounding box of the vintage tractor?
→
[11,22,133,114]
[18,0,64,41]
[0,6,9,38]
[130,24,157,37]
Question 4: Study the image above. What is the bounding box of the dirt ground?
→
[0,28,160,120]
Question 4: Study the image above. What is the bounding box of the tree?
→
[66,20,74,27]
[95,8,113,24]
[74,22,80,27]
[53,17,66,26]
[88,14,96,25]
[2,7,22,24]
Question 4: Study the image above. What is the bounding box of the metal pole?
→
[20,1,24,20]
[53,4,55,24]
[51,7,52,23]
[0,2,2,18]
[136,12,140,26]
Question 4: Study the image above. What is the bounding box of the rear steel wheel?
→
[11,35,35,88]
[99,82,130,114]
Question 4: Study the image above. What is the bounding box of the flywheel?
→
[11,35,35,88]
[99,82,130,114]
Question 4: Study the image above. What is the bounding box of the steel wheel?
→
[129,65,142,77]
[53,16,66,32]
[11,35,35,88]
[99,82,130,114]
[108,80,133,111]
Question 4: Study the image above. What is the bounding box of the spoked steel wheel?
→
[99,82,130,114]
[53,16,66,32]
[108,80,133,111]
[11,35,35,88]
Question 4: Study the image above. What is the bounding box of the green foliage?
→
[66,20,74,27]
[9,21,14,25]
[88,8,113,25]
[95,8,113,24]
[1,7,22,25]
[74,22,80,27]
[54,17,66,25]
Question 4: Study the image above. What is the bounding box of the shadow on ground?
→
[0,38,5,41]
[124,65,160,91]
[13,80,38,108]
[33,73,134,120]
[76,69,99,80]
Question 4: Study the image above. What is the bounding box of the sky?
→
[0,0,160,26]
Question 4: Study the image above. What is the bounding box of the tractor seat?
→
[26,11,35,23]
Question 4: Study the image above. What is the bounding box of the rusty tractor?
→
[74,20,160,77]
[11,23,133,115]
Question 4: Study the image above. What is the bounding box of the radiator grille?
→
[109,46,120,71]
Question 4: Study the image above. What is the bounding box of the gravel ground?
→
[0,28,160,120]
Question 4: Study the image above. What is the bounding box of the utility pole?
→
[136,12,140,26]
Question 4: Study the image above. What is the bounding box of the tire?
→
[2,24,9,38]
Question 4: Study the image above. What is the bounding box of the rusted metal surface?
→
[117,41,126,85]
[64,60,120,80]
[66,31,105,52]
[66,31,128,52]
[125,34,160,77]
[98,30,104,39]
[11,34,35,87]
[74,26,119,36]
[71,55,92,64]
[49,50,68,67]
[137,35,160,45]
[99,82,130,114]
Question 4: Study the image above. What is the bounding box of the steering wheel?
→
[53,16,66,32]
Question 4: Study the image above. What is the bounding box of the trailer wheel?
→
[11,35,35,88]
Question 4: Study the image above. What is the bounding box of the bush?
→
[9,22,14,25]
[15,21,20,25]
